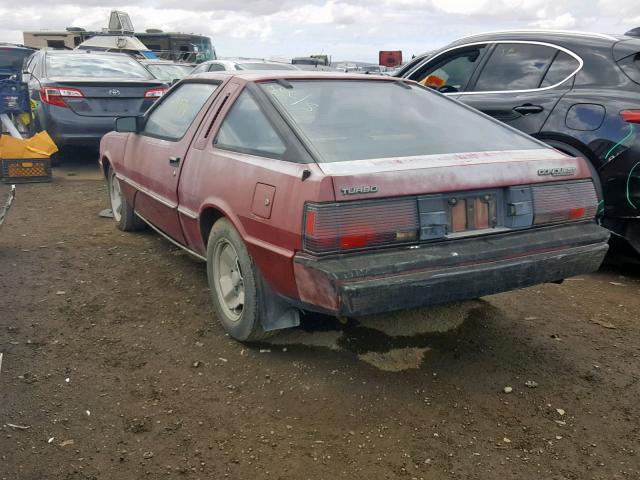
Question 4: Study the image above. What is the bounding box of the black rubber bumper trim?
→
[340,242,607,316]
[294,222,610,316]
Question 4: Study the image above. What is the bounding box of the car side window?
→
[474,43,557,92]
[191,64,209,74]
[208,63,226,71]
[24,54,36,74]
[540,51,580,88]
[32,55,44,78]
[214,90,286,158]
[412,47,486,93]
[143,83,218,141]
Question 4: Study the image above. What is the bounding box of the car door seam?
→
[118,174,177,209]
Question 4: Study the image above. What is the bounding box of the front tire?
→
[206,218,269,342]
[107,166,145,232]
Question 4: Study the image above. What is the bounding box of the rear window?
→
[540,51,580,88]
[260,80,540,163]
[46,54,154,79]
[0,48,32,70]
[237,63,297,71]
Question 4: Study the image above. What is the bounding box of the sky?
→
[1,0,640,62]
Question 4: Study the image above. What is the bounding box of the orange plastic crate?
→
[1,158,52,183]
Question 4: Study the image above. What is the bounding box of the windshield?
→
[146,63,187,81]
[0,48,32,71]
[46,54,154,79]
[261,80,540,162]
[237,63,297,71]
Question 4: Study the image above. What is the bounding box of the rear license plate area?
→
[418,190,501,240]
[448,193,497,233]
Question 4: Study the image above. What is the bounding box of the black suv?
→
[398,30,640,254]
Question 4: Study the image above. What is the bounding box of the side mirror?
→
[115,116,143,133]
[170,78,180,86]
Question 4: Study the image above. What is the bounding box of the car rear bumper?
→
[292,222,609,316]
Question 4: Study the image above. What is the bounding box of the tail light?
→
[144,88,167,98]
[621,110,640,124]
[303,199,419,254]
[532,180,598,225]
[40,87,83,107]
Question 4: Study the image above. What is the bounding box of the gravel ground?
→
[1,163,639,479]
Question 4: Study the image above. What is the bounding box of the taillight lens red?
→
[303,199,419,254]
[621,110,640,124]
[144,88,167,98]
[532,181,598,225]
[40,87,83,107]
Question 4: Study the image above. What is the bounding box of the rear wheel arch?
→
[199,206,227,251]
[534,132,598,165]
[534,133,604,199]
[101,157,111,179]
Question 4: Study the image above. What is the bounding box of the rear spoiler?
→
[625,27,640,38]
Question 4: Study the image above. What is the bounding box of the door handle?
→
[169,156,181,166]
[513,104,544,115]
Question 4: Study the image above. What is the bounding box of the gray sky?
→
[1,0,639,61]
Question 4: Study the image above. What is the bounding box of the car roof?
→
[410,29,630,58]
[439,29,632,50]
[453,29,623,43]
[189,70,400,83]
[201,58,291,66]
[140,59,184,64]
[43,49,135,58]
[0,43,34,52]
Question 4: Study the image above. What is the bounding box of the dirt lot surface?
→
[1,163,640,480]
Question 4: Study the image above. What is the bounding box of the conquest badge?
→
[537,167,576,177]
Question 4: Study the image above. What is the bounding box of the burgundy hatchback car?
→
[100,72,609,341]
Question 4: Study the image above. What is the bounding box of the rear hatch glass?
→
[46,54,153,79]
[260,80,540,163]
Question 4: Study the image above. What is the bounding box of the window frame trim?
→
[140,79,221,142]
[405,40,583,96]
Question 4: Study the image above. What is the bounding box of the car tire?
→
[107,166,145,232]
[206,218,270,342]
[49,149,65,167]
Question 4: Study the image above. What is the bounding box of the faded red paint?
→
[99,71,603,313]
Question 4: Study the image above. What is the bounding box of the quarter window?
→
[191,64,209,74]
[214,90,286,158]
[208,63,226,71]
[144,83,218,140]
[413,47,486,93]
[474,43,557,91]
[540,51,580,88]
